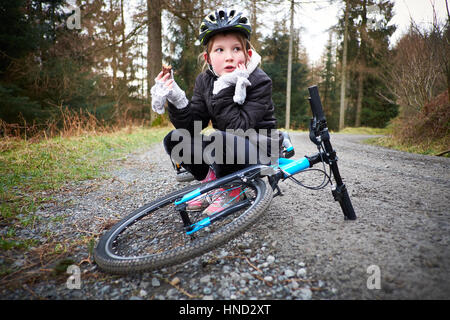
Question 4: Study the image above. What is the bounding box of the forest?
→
[0,0,449,153]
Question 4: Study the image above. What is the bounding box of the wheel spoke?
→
[94,178,272,273]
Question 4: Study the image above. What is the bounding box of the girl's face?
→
[204,33,252,76]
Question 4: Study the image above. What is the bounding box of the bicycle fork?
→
[307,146,357,220]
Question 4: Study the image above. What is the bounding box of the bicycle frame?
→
[93,86,359,275]
[175,85,357,235]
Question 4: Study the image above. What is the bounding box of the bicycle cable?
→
[281,142,333,191]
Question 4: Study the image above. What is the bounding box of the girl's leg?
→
[163,129,211,181]
[212,130,264,177]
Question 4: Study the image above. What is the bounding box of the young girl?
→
[150,8,280,215]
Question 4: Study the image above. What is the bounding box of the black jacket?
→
[167,67,277,135]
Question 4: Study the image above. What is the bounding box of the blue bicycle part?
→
[94,84,357,274]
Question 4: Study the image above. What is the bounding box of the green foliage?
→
[0,0,149,132]
[260,23,310,129]
[338,126,389,135]
[343,75,398,128]
[0,127,171,227]
[0,0,41,71]
[164,7,203,99]
[0,84,46,123]
[53,258,75,275]
[334,0,399,128]
[319,36,340,131]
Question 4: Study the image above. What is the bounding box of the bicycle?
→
[94,86,357,274]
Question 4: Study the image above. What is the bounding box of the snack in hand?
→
[162,64,172,76]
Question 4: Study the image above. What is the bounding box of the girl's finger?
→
[165,79,174,87]
[155,71,163,80]
[162,73,171,81]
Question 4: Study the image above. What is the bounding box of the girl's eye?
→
[234,47,241,52]
[215,48,223,52]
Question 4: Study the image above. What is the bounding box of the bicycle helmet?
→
[198,9,252,46]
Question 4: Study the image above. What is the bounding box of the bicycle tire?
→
[94,177,272,274]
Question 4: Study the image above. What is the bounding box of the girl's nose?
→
[225,50,234,61]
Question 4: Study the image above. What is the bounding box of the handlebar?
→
[307,85,357,221]
[308,86,326,122]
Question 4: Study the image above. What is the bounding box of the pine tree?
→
[335,0,398,128]
[261,21,309,129]
[319,31,339,131]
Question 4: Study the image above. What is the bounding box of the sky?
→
[65,0,448,85]
[286,0,449,64]
[106,0,448,65]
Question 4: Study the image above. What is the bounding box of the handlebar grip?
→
[308,86,326,122]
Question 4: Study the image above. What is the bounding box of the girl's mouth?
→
[224,66,236,72]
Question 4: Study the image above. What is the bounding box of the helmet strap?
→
[208,63,219,78]
[205,52,219,77]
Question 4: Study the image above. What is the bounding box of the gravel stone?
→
[295,287,312,300]
[297,268,307,278]
[284,269,295,278]
[2,133,449,300]
[200,275,211,284]
[267,255,276,264]
[151,278,160,287]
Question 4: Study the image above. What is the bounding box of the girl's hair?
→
[198,31,254,72]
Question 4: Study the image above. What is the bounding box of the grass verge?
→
[290,126,448,157]
[334,127,390,135]
[364,135,449,157]
[0,125,171,284]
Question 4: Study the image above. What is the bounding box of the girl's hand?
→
[156,71,174,90]
[151,71,175,114]
[237,63,247,72]
[213,62,250,99]
[234,63,251,105]
[155,69,187,109]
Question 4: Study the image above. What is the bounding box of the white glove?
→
[166,72,188,109]
[150,78,170,114]
[150,70,188,114]
[213,67,251,105]
[234,76,251,105]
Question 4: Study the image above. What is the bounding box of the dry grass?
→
[389,91,450,156]
[0,108,172,290]
[0,105,161,150]
[365,91,450,157]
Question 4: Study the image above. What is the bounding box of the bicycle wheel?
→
[94,177,272,274]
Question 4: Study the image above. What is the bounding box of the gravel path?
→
[1,133,449,300]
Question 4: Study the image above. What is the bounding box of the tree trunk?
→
[250,0,261,52]
[355,72,363,127]
[339,0,349,131]
[120,0,128,84]
[355,0,367,127]
[322,32,333,109]
[147,0,162,123]
[109,0,120,119]
[285,0,294,130]
[446,0,450,102]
